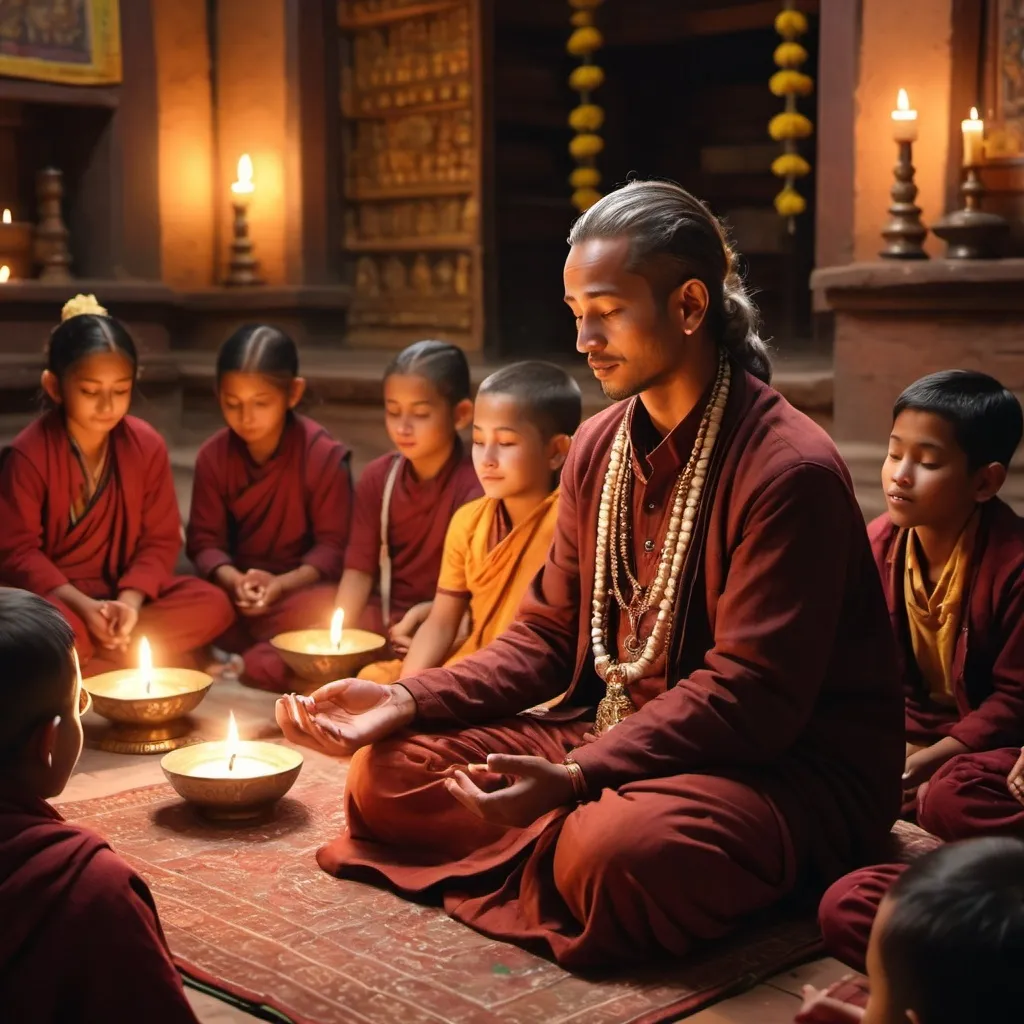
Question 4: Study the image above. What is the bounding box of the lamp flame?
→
[231,154,255,195]
[226,711,239,772]
[2,208,10,224]
[139,637,153,696]
[0,266,9,283]
[896,89,909,112]
[330,608,344,651]
[969,106,979,120]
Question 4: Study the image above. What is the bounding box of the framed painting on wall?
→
[0,0,121,86]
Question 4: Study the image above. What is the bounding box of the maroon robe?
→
[187,415,352,690]
[320,366,904,969]
[343,439,482,632]
[0,411,234,675]
[818,502,1024,970]
[0,789,198,1022]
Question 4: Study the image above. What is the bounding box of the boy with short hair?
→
[0,587,199,1022]
[798,838,1024,1024]
[819,370,1024,969]
[355,361,581,684]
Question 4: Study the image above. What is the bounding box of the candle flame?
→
[231,153,255,195]
[226,711,239,772]
[2,208,10,224]
[330,608,344,650]
[897,89,909,112]
[969,106,979,120]
[139,636,153,696]
[0,266,9,283]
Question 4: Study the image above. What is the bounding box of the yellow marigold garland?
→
[567,0,605,211]
[769,3,813,231]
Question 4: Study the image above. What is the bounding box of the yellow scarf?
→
[903,514,978,705]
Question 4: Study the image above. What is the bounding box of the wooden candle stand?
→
[34,168,72,282]
[880,140,929,260]
[932,167,1010,260]
[224,198,263,287]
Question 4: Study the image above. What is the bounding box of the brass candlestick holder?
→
[931,166,1009,259]
[880,140,929,260]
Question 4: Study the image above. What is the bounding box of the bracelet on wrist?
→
[563,757,588,803]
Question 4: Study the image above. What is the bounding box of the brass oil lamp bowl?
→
[271,609,386,691]
[162,712,303,821]
[83,638,213,754]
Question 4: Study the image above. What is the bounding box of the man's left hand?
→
[445,754,576,829]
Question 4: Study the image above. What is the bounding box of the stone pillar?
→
[853,0,955,261]
[153,0,216,289]
[214,0,292,286]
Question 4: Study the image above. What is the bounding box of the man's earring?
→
[683,328,693,335]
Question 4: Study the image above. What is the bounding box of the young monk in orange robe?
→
[0,589,199,1022]
[277,181,904,970]
[0,296,233,675]
[187,325,353,691]
[335,341,482,652]
[358,362,580,684]
[817,371,1024,971]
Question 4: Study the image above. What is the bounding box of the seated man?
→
[819,371,1024,970]
[277,180,905,970]
[0,588,199,1022]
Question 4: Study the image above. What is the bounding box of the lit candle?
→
[2,209,10,225]
[231,154,255,199]
[185,711,278,779]
[891,88,918,143]
[330,608,344,652]
[0,266,9,283]
[961,106,984,167]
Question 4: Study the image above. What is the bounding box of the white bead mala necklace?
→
[591,353,731,734]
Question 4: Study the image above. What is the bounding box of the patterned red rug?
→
[61,751,824,1024]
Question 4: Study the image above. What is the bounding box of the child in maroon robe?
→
[799,839,1024,1024]
[335,340,482,651]
[0,296,233,676]
[819,370,1024,969]
[187,325,353,691]
[0,588,199,1022]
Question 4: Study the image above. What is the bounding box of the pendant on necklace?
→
[624,633,643,656]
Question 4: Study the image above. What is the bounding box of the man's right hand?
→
[275,679,416,756]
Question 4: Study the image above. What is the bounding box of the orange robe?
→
[0,411,233,674]
[0,788,198,1022]
[320,366,904,969]
[187,415,352,691]
[359,492,560,684]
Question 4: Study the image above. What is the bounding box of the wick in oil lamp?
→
[161,711,303,821]
[271,608,386,690]
[880,89,929,260]
[224,153,263,287]
[0,206,34,280]
[932,107,1010,260]
[83,638,214,754]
